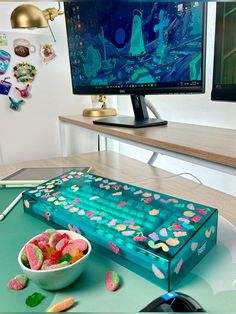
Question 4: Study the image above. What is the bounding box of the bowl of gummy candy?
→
[18,229,91,290]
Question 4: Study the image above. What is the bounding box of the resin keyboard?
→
[23,170,218,290]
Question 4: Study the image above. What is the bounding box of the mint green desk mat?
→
[1,188,236,312]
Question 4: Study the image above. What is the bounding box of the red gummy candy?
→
[8,278,25,290]
[50,250,63,263]
[25,243,43,270]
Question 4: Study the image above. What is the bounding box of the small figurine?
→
[40,43,56,64]
[8,96,24,111]
[15,84,30,98]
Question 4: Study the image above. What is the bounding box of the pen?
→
[0,191,24,221]
[0,180,45,187]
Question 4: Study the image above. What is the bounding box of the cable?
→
[127,172,203,185]
[145,97,162,119]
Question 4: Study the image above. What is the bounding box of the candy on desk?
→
[47,297,75,312]
[8,274,28,290]
[26,292,44,307]
[25,243,43,270]
[105,271,120,292]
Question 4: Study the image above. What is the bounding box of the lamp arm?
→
[43,8,63,22]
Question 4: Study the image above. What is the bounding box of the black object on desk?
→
[140,292,205,312]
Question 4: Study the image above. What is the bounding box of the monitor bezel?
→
[65,1,207,96]
[211,2,236,101]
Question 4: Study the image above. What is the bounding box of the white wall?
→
[117,3,236,197]
[0,2,96,165]
[0,2,235,197]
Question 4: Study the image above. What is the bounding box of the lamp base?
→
[83,107,117,117]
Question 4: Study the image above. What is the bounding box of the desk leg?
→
[98,135,101,151]
[147,152,159,166]
[97,135,108,151]
[59,120,67,157]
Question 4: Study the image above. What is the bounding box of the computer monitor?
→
[64,1,207,128]
[211,2,236,102]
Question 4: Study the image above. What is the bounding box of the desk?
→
[59,115,236,175]
[1,151,236,312]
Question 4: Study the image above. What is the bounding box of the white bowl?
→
[18,230,91,290]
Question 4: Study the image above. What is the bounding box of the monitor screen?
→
[211,2,236,101]
[65,1,206,95]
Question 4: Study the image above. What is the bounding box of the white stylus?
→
[0,191,24,221]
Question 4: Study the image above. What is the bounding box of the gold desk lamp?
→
[83,95,117,117]
[10,3,64,41]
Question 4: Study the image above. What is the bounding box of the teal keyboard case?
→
[22,170,218,291]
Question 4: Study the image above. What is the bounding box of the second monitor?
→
[65,1,207,127]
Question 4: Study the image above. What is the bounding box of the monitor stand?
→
[93,95,168,128]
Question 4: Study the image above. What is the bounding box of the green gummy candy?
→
[58,253,72,263]
[21,249,30,268]
[25,292,44,307]
[111,271,120,285]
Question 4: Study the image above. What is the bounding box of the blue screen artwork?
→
[65,1,205,94]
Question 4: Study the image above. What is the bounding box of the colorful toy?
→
[23,170,218,291]
[13,62,37,83]
[8,274,28,290]
[8,96,24,111]
[105,271,120,292]
[0,50,10,75]
[15,84,30,98]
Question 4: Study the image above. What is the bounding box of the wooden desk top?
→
[1,151,235,227]
[59,115,236,168]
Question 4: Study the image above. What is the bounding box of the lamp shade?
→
[10,4,48,28]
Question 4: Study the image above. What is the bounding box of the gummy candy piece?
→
[50,250,63,264]
[72,239,88,252]
[55,237,69,251]
[45,261,69,270]
[58,253,72,263]
[41,258,54,270]
[26,292,44,307]
[47,297,75,312]
[21,248,30,268]
[49,231,63,248]
[105,271,120,292]
[25,243,43,270]
[62,243,83,264]
[8,274,28,290]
